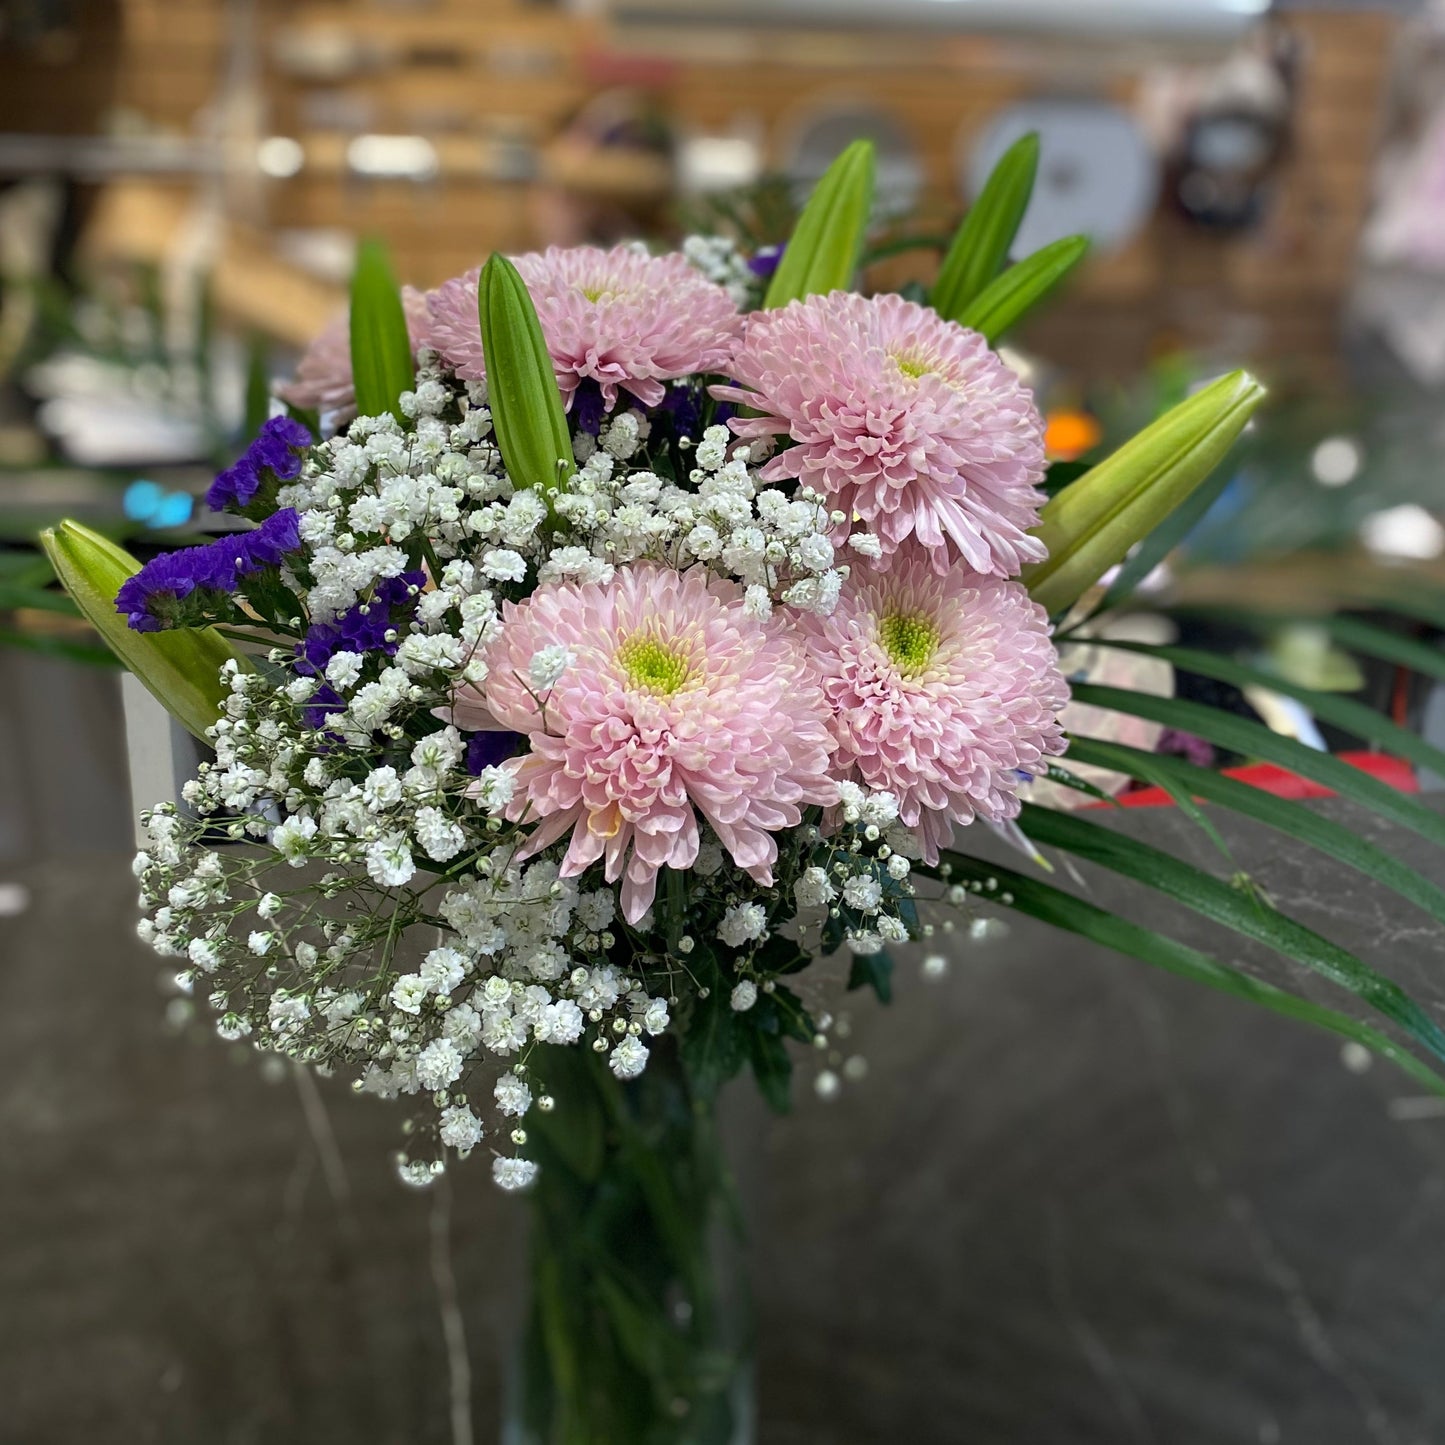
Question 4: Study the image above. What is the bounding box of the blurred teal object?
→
[122,479,193,529]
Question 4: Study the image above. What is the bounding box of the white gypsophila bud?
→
[535,999,584,1045]
[847,532,884,559]
[188,938,221,972]
[886,854,911,881]
[718,902,767,949]
[493,1157,538,1191]
[877,915,910,943]
[467,765,516,815]
[391,974,428,1015]
[416,1038,464,1090]
[362,766,403,811]
[859,791,901,828]
[794,866,837,908]
[494,1072,533,1117]
[365,833,415,887]
[742,585,772,621]
[414,806,466,862]
[842,876,883,912]
[256,891,281,920]
[439,1106,483,1151]
[730,980,758,1013]
[609,1036,649,1080]
[641,998,670,1036]
[528,645,573,691]
[845,931,884,957]
[420,947,468,995]
[247,931,275,956]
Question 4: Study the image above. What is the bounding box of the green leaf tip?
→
[932,131,1040,322]
[764,139,876,309]
[39,519,243,742]
[349,237,414,424]
[957,232,1089,344]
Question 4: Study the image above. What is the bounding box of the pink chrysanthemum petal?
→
[713,290,1047,578]
[416,246,743,410]
[462,563,837,922]
[275,288,430,421]
[798,553,1069,862]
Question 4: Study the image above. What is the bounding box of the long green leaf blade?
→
[1016,801,1445,1063]
[764,140,875,309]
[927,851,1445,1096]
[957,233,1089,344]
[39,520,242,740]
[932,131,1039,322]
[349,237,414,423]
[1172,608,1445,684]
[1066,735,1445,926]
[1071,682,1445,851]
[477,252,576,509]
[1096,640,1445,783]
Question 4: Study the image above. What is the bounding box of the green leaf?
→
[1173,608,1445,685]
[1072,682,1445,854]
[957,233,1089,344]
[39,520,243,741]
[763,140,876,309]
[348,237,414,423]
[1024,371,1265,615]
[677,955,749,1103]
[1015,801,1445,1065]
[748,1029,793,1115]
[1096,639,1445,784]
[928,851,1445,1097]
[243,332,270,436]
[477,252,576,510]
[932,131,1040,322]
[847,950,895,1004]
[1067,735,1445,927]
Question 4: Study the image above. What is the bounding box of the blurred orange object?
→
[1044,408,1102,461]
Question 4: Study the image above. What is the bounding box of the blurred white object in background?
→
[1358,504,1445,562]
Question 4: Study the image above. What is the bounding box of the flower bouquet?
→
[41,138,1445,1443]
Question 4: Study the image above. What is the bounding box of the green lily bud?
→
[764,140,876,309]
[349,237,414,424]
[1024,370,1267,615]
[477,252,576,512]
[39,520,243,742]
[932,131,1040,323]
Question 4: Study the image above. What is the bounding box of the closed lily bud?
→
[39,519,242,741]
[1023,369,1266,615]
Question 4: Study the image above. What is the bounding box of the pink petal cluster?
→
[714,290,1047,577]
[473,563,837,922]
[799,553,1068,862]
[417,246,743,409]
[275,288,430,421]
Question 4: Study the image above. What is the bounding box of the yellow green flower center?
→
[892,352,932,380]
[878,612,939,676]
[618,635,691,694]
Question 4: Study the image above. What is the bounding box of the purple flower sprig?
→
[294,570,426,730]
[206,416,313,518]
[116,509,302,633]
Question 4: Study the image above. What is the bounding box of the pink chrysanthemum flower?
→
[713,290,1047,577]
[471,563,836,923]
[799,553,1069,862]
[417,246,743,409]
[276,288,430,421]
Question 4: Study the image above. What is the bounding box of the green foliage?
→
[847,950,895,1004]
[957,233,1089,344]
[932,131,1040,322]
[763,140,876,309]
[348,238,414,424]
[477,252,576,511]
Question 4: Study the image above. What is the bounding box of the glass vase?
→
[502,1036,754,1445]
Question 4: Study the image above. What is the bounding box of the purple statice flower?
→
[206,416,313,514]
[747,244,784,279]
[1157,728,1215,768]
[464,729,519,776]
[116,509,303,632]
[569,378,607,437]
[293,570,427,679]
